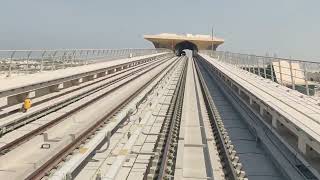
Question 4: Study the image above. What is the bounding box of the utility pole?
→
[211,27,214,53]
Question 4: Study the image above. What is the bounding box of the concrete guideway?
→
[1,48,319,180]
[199,54,320,150]
[0,55,178,179]
[0,57,165,121]
[0,57,169,150]
[47,56,188,179]
[0,52,169,107]
[0,55,171,133]
[199,53,320,178]
[48,57,187,179]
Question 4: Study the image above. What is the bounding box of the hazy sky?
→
[1,0,319,61]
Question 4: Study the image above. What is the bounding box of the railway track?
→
[29,57,184,180]
[0,57,173,154]
[70,56,188,180]
[195,57,242,180]
[146,52,187,180]
[195,55,298,180]
[148,55,287,180]
[0,56,160,119]
[1,54,315,180]
[0,55,180,179]
[0,55,172,143]
[0,54,173,136]
[147,57,226,180]
[196,55,320,180]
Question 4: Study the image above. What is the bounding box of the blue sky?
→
[0,0,319,61]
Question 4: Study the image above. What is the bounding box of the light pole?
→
[211,27,214,56]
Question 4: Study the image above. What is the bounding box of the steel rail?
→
[155,57,188,179]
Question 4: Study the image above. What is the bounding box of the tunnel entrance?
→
[174,41,198,56]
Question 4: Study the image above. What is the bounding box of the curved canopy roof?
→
[144,33,224,51]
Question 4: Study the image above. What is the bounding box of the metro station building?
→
[144,33,224,56]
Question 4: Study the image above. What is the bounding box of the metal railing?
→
[200,50,320,97]
[0,48,169,77]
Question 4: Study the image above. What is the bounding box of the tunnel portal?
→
[174,41,198,56]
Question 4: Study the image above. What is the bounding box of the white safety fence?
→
[0,48,170,78]
[201,50,320,97]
